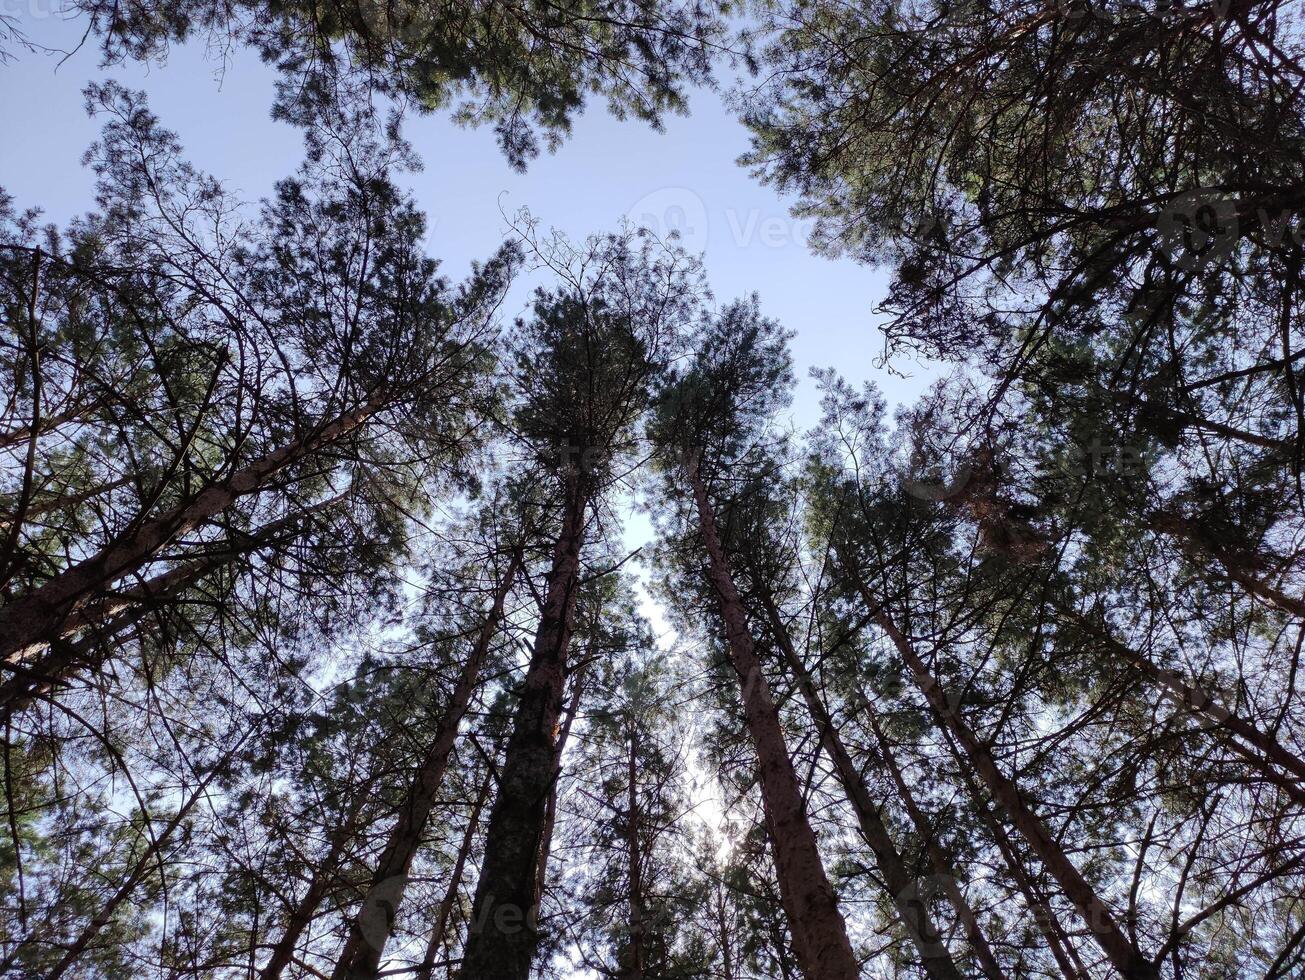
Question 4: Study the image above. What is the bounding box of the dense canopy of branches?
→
[3,2,1304,979]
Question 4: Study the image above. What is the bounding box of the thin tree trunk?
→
[756,589,965,980]
[332,547,522,980]
[687,469,860,980]
[45,740,244,979]
[847,564,1159,980]
[1148,510,1305,618]
[414,764,494,980]
[534,663,587,910]
[459,479,589,980]
[0,393,388,665]
[622,724,645,980]
[973,780,1088,980]
[261,776,375,980]
[0,474,133,529]
[1069,612,1305,802]
[861,706,1007,980]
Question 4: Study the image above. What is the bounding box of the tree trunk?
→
[846,562,1159,980]
[1148,510,1305,619]
[1070,611,1305,803]
[44,741,242,979]
[0,394,387,665]
[534,663,587,910]
[861,706,1007,980]
[458,479,588,980]
[757,589,965,980]
[414,764,495,980]
[688,469,860,980]
[332,546,522,980]
[0,492,350,714]
[261,776,375,980]
[622,724,645,980]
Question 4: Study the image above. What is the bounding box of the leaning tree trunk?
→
[1068,610,1305,803]
[261,774,376,980]
[1148,509,1305,619]
[414,764,495,980]
[459,478,589,980]
[860,704,1007,980]
[0,393,388,666]
[688,469,860,980]
[843,558,1160,980]
[757,589,965,980]
[0,493,349,715]
[41,736,246,979]
[332,546,522,980]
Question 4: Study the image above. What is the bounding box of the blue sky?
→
[1,7,940,431]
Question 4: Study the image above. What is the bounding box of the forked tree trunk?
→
[459,480,589,980]
[332,546,522,980]
[688,469,860,980]
[756,589,965,980]
[0,394,388,665]
[843,559,1159,980]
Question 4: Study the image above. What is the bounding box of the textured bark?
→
[414,766,494,980]
[332,547,522,980]
[862,708,1007,980]
[688,470,860,980]
[851,573,1159,980]
[458,480,588,980]
[757,590,964,980]
[0,394,386,665]
[0,493,350,714]
[261,778,374,980]
[534,664,587,909]
[1079,615,1305,803]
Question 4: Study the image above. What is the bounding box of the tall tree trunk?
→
[861,706,1007,980]
[756,589,965,980]
[261,775,375,980]
[844,560,1159,980]
[458,479,588,980]
[332,546,522,980]
[0,393,387,665]
[966,768,1088,980]
[687,469,860,980]
[621,724,645,980]
[534,663,587,910]
[414,765,495,980]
